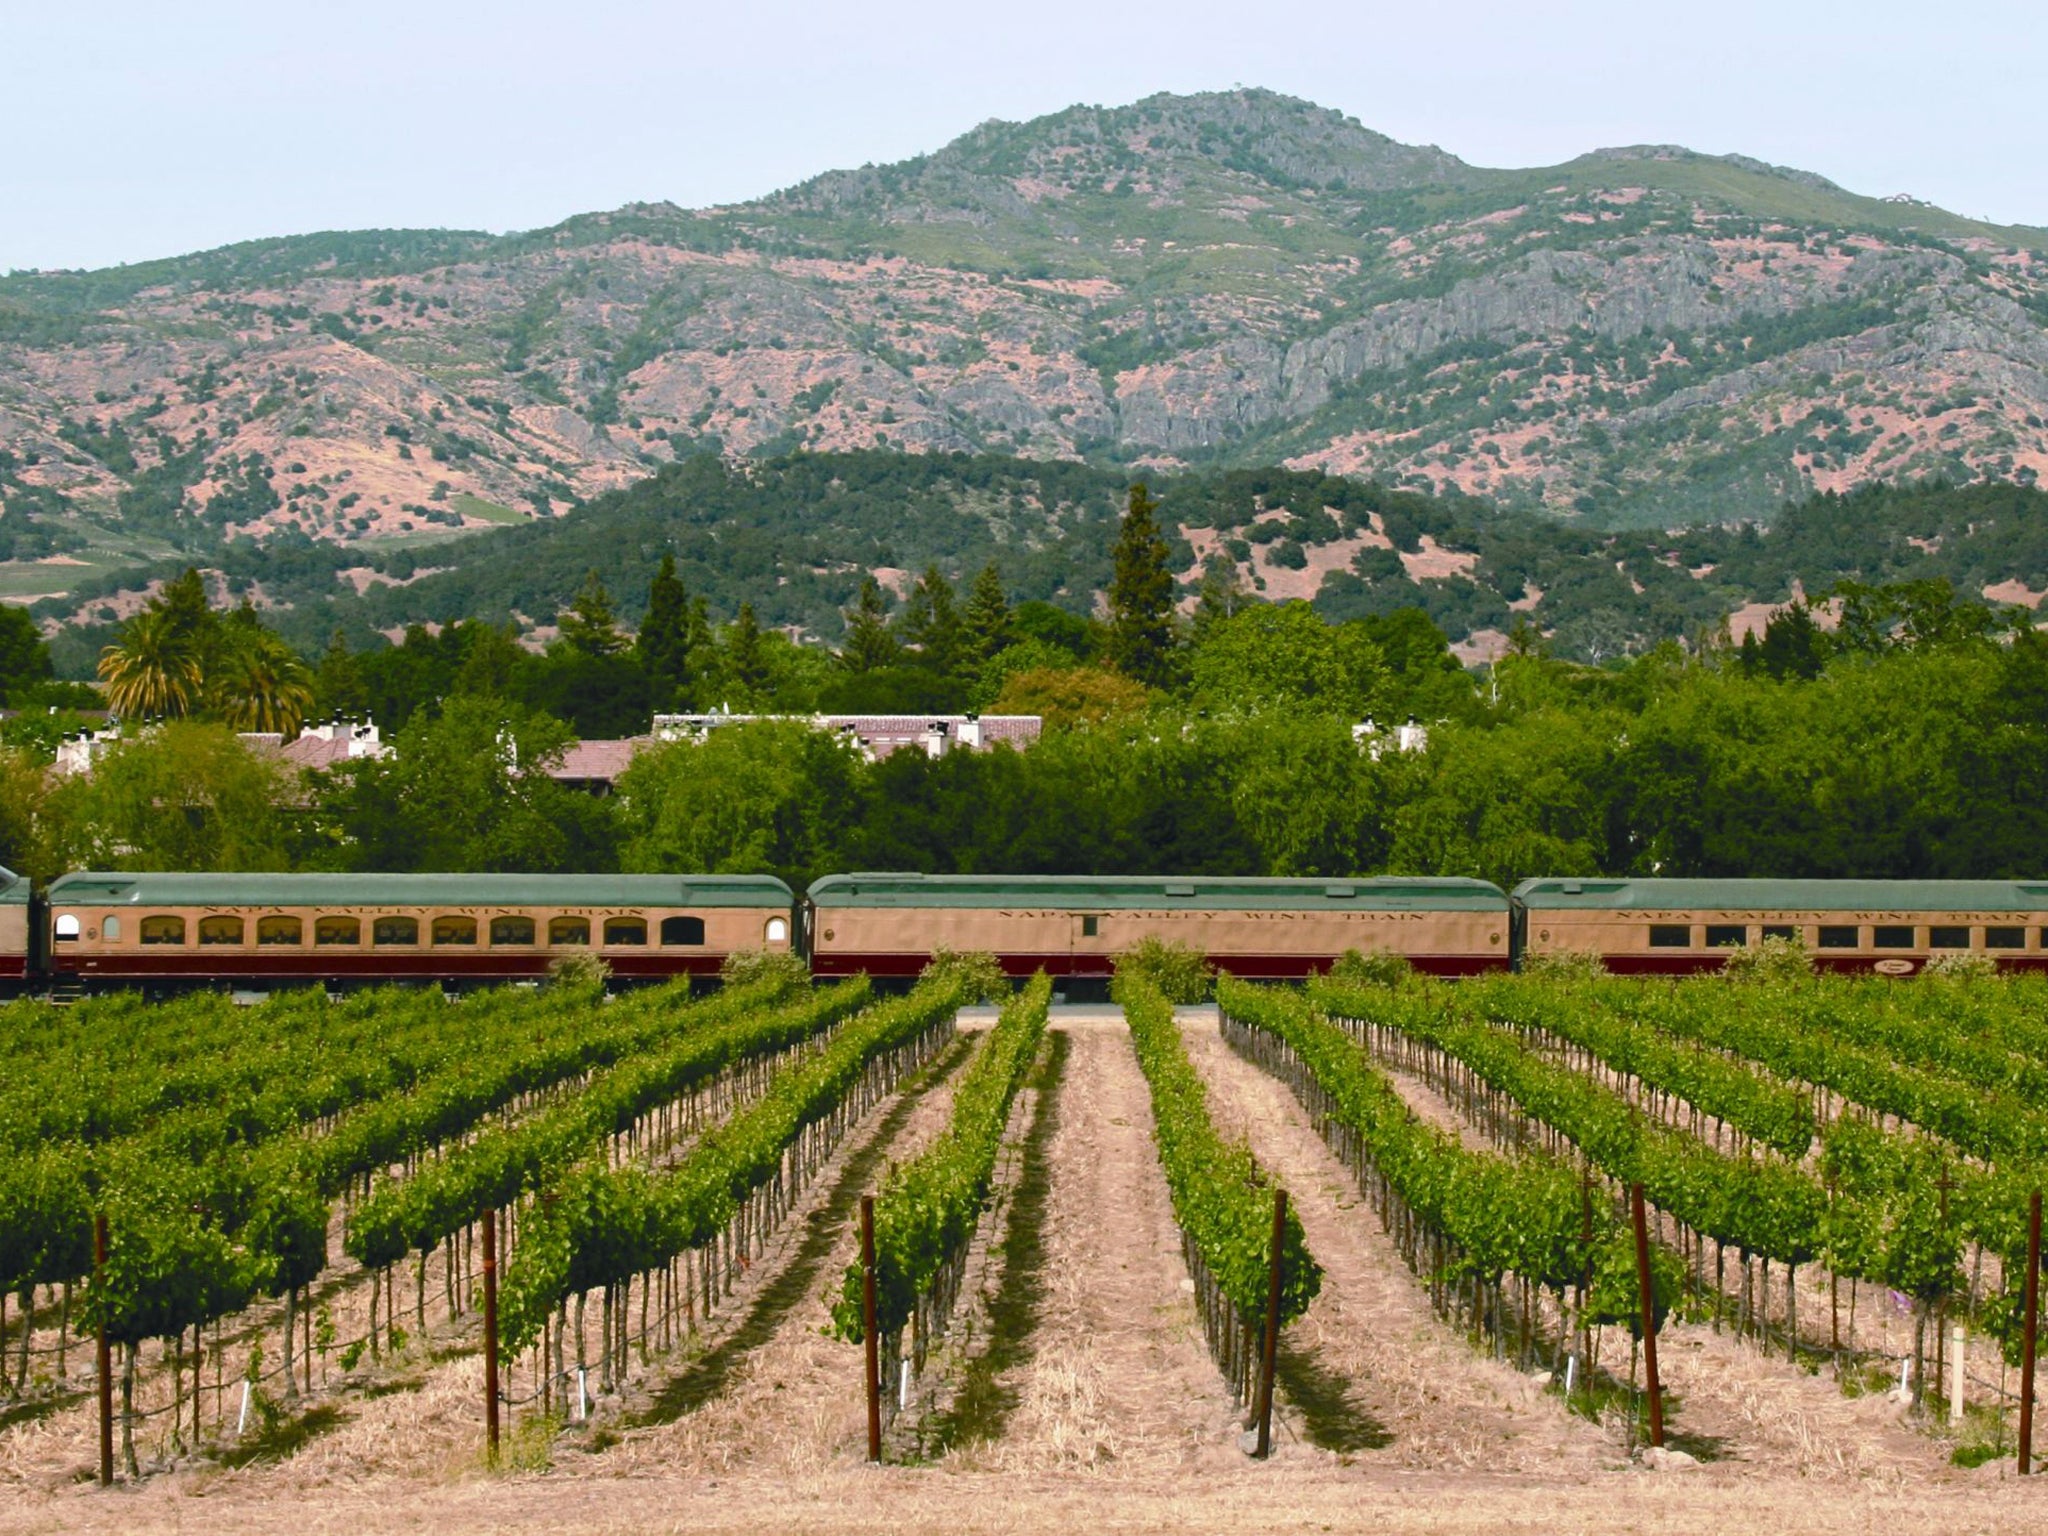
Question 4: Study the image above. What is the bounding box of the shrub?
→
[1722,935,1814,983]
[1924,950,1998,980]
[919,947,1008,1003]
[546,952,612,989]
[1327,948,1412,988]
[1521,948,1608,979]
[719,948,809,989]
[1114,937,1213,1003]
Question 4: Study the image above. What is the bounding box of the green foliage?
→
[1187,601,1387,719]
[1115,936,1214,1003]
[918,947,1008,1004]
[719,947,811,989]
[1327,949,1412,988]
[1120,976,1320,1324]
[1720,934,1815,982]
[1105,483,1178,687]
[547,951,612,989]
[832,973,1051,1342]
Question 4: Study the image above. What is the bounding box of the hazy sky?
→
[4,0,2042,273]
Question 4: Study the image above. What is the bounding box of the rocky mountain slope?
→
[2,89,2046,599]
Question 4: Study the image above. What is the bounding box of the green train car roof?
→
[1513,878,2048,912]
[806,873,1508,911]
[46,872,794,908]
[0,865,27,905]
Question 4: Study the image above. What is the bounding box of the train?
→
[0,865,2045,996]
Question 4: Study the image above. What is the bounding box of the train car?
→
[1513,877,2048,974]
[805,872,1513,982]
[43,871,795,990]
[0,865,30,995]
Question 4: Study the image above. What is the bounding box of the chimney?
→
[958,713,983,750]
[923,720,950,759]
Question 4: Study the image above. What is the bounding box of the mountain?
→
[3,88,2047,607]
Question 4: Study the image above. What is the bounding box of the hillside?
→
[34,453,2048,677]
[2,89,2046,611]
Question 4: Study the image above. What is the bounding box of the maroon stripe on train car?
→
[0,956,26,978]
[62,952,722,981]
[811,951,1511,981]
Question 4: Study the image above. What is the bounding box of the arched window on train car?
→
[258,916,302,946]
[549,916,591,946]
[433,916,478,946]
[491,915,536,946]
[54,914,81,942]
[140,915,186,945]
[374,916,419,946]
[660,915,705,946]
[198,916,244,946]
[317,916,361,946]
[101,916,119,943]
[765,916,790,945]
[604,917,647,946]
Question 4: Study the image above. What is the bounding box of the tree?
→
[990,665,1151,730]
[637,553,694,708]
[452,622,526,699]
[840,577,899,674]
[209,615,315,735]
[964,562,1013,665]
[1189,555,1251,640]
[723,603,771,703]
[0,606,53,702]
[899,565,968,678]
[311,697,616,872]
[615,720,860,888]
[1105,482,1177,687]
[311,630,368,720]
[558,569,625,657]
[1188,601,1388,719]
[98,606,202,720]
[1754,601,1828,680]
[53,722,295,871]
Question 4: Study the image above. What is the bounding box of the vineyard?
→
[3,964,2048,1535]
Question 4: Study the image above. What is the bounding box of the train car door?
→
[1071,910,1108,978]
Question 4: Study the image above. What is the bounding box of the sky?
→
[3,0,2043,273]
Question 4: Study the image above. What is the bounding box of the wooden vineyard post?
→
[1631,1183,1664,1450]
[95,1213,111,1487]
[482,1207,500,1464]
[1253,1188,1288,1460]
[861,1195,881,1464]
[2021,1190,2042,1475]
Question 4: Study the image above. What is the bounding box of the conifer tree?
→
[725,602,770,700]
[559,569,624,657]
[637,553,694,707]
[1105,482,1177,687]
[312,630,368,719]
[839,576,899,674]
[965,561,1013,664]
[900,564,967,677]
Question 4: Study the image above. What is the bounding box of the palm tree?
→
[99,607,201,720]
[210,627,315,736]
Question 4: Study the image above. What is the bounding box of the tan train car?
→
[43,871,795,990]
[1513,877,2048,974]
[805,873,1513,981]
[0,866,30,993]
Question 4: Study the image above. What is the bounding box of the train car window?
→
[1705,925,1746,947]
[54,914,81,941]
[1872,925,1915,949]
[101,916,120,942]
[491,915,536,946]
[1082,916,1100,938]
[1817,926,1860,948]
[765,916,789,945]
[1987,927,2026,949]
[316,917,361,946]
[198,916,243,946]
[1761,925,1795,940]
[433,916,478,946]
[661,915,705,946]
[140,915,186,945]
[373,917,419,946]
[257,916,302,946]
[549,917,591,946]
[1928,926,1970,949]
[1647,925,1691,947]
[604,918,647,946]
